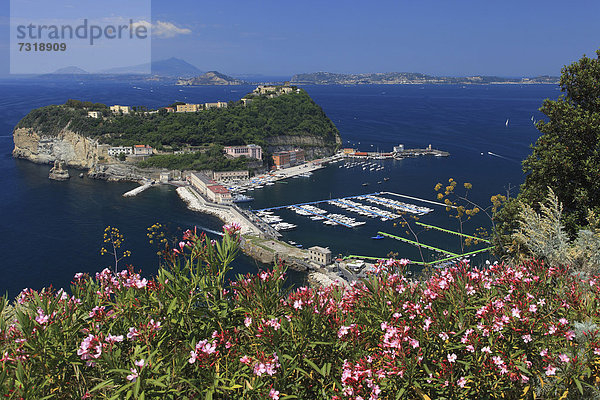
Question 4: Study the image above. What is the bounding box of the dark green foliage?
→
[512,49,600,237]
[15,90,340,154]
[138,145,251,171]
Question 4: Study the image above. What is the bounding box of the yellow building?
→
[176,103,201,112]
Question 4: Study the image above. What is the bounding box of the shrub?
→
[3,225,600,398]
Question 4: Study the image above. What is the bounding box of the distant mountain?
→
[100,58,203,77]
[290,72,560,85]
[51,66,89,74]
[176,71,247,86]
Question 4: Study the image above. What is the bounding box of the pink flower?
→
[254,362,267,376]
[240,355,252,365]
[269,389,280,400]
[35,308,49,325]
[409,338,420,349]
[244,316,252,327]
[522,334,532,343]
[447,353,457,363]
[105,334,124,344]
[439,332,449,341]
[481,346,492,354]
[77,334,102,361]
[545,364,556,376]
[127,327,140,340]
[492,356,505,366]
[265,318,281,330]
[457,377,467,388]
[466,345,475,353]
[540,348,548,357]
[134,359,145,368]
[423,317,432,331]
[558,353,570,363]
[511,307,521,319]
[148,319,162,331]
[559,318,568,326]
[565,330,576,340]
[126,368,139,382]
[338,325,350,338]
[528,304,537,313]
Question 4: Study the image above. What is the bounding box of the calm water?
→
[0,79,558,297]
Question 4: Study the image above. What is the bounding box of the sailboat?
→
[505,119,509,127]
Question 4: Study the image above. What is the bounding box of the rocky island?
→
[176,71,247,86]
[12,86,341,181]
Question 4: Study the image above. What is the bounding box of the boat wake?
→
[487,151,519,163]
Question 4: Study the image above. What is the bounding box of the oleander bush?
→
[3,224,600,399]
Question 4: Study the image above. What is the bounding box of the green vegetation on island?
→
[136,145,252,171]
[15,88,341,170]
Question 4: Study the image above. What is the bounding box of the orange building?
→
[272,149,305,169]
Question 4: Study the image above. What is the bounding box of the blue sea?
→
[0,79,558,297]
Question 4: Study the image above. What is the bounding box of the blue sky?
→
[2,0,600,76]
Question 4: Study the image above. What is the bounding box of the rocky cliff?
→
[13,126,100,169]
[265,134,342,158]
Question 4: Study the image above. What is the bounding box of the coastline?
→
[176,186,261,236]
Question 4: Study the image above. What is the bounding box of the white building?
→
[308,246,332,266]
[393,144,405,153]
[110,105,131,114]
[108,146,133,157]
[205,101,228,109]
[87,111,100,118]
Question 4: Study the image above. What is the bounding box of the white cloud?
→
[131,20,191,39]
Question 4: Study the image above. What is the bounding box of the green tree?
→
[507,49,600,239]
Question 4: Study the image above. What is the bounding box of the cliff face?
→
[265,134,342,159]
[13,127,99,169]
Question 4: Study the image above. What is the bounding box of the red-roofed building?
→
[207,184,232,204]
[190,172,232,204]
[133,145,153,156]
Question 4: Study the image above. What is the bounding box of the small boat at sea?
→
[362,183,369,186]
[371,235,384,240]
[383,177,389,181]
[505,119,509,127]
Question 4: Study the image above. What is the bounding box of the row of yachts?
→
[254,195,432,231]
[329,199,400,221]
[254,210,297,231]
[289,205,365,227]
[340,161,385,172]
[359,195,434,215]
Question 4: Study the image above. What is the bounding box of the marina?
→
[251,191,435,232]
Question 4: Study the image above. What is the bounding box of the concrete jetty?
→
[176,186,262,236]
[123,183,152,197]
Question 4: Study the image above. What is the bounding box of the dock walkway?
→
[123,183,152,197]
